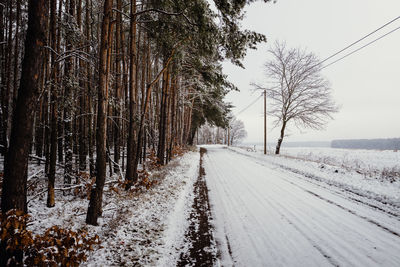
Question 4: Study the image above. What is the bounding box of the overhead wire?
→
[319,15,400,66]
[321,25,400,69]
[235,93,263,116]
[233,15,400,116]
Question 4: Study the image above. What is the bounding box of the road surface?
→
[203,146,400,267]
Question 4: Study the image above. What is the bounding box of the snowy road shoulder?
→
[85,150,200,266]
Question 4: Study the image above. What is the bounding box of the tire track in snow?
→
[274,164,400,217]
[234,157,400,266]
[204,152,277,265]
[228,163,340,267]
[234,150,400,238]
[288,181,400,238]
[203,152,266,265]
[229,148,400,219]
[283,216,340,267]
[238,152,400,240]
[204,147,335,266]
[204,146,400,267]
[247,179,384,266]
[227,160,358,266]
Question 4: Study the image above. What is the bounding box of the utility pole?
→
[264,90,266,154]
[227,124,230,146]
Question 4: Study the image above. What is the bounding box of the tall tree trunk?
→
[120,4,128,173]
[78,0,87,172]
[47,0,58,208]
[86,0,113,226]
[184,97,194,145]
[86,0,95,177]
[56,0,64,164]
[12,0,21,126]
[168,76,177,161]
[44,63,51,174]
[165,75,172,163]
[275,120,287,155]
[57,114,64,162]
[1,0,48,264]
[1,0,13,156]
[35,95,44,163]
[64,0,75,185]
[113,0,123,173]
[106,20,114,177]
[157,65,170,165]
[138,32,147,165]
[125,0,137,189]
[0,0,5,156]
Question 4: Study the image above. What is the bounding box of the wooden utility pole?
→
[264,90,266,154]
[227,124,230,146]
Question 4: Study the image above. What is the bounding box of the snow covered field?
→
[281,146,399,170]
[204,145,400,266]
[252,146,400,181]
[232,146,400,208]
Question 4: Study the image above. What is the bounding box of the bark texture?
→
[86,0,113,226]
[1,0,48,264]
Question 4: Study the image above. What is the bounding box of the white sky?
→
[223,0,400,144]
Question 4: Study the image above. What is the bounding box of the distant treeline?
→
[331,138,400,150]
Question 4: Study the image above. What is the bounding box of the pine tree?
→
[86,0,114,226]
[1,0,49,264]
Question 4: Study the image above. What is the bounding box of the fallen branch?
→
[28,188,48,203]
[28,169,44,182]
[105,179,120,185]
[107,154,125,181]
[54,184,85,191]
[28,154,65,168]
[28,184,86,203]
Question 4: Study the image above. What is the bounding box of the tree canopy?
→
[253,41,338,154]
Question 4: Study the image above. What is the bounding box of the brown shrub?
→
[0,210,100,266]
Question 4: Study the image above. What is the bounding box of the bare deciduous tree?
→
[253,41,338,154]
[229,117,247,145]
[197,116,247,145]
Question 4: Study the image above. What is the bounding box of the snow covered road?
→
[203,146,400,267]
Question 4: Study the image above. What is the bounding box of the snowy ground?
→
[278,147,400,169]
[203,145,400,266]
[83,151,200,266]
[251,146,400,182]
[232,146,400,207]
[2,145,400,266]
[1,150,203,266]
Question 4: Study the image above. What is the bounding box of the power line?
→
[320,15,400,65]
[321,25,400,70]
[235,94,263,116]
[236,16,400,116]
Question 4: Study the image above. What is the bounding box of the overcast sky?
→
[223,0,400,144]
